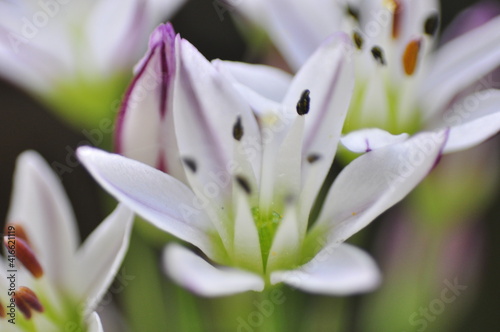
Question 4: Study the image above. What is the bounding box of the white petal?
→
[214,60,293,102]
[77,146,218,259]
[174,37,261,197]
[87,312,104,332]
[69,205,133,313]
[85,0,160,74]
[283,33,354,213]
[274,115,305,199]
[271,244,380,295]
[315,130,448,244]
[115,25,170,167]
[252,0,342,70]
[115,24,186,180]
[421,15,500,118]
[146,0,186,23]
[441,89,500,153]
[163,244,264,297]
[233,187,263,274]
[341,129,410,153]
[7,151,79,283]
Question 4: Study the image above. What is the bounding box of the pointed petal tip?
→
[149,22,176,48]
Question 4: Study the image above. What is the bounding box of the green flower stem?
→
[121,226,171,332]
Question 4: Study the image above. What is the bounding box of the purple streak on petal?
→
[365,138,372,153]
[441,1,500,44]
[114,24,177,153]
[431,128,450,171]
[114,47,156,154]
[153,23,176,118]
[156,150,168,173]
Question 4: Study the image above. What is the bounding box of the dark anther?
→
[371,46,386,66]
[235,176,251,195]
[353,31,364,49]
[346,4,360,22]
[296,89,311,116]
[182,158,197,173]
[233,116,244,141]
[307,154,322,164]
[424,13,439,36]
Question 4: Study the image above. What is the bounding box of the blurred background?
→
[0,0,499,331]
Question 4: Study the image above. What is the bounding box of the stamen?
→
[4,236,43,278]
[391,0,403,39]
[4,223,31,246]
[371,46,386,65]
[346,4,360,22]
[352,31,364,49]
[402,39,421,76]
[0,300,5,318]
[307,154,322,164]
[296,89,310,116]
[235,176,251,195]
[424,13,439,36]
[18,287,44,313]
[182,158,197,173]
[13,294,31,319]
[233,116,244,141]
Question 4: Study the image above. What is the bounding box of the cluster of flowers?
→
[1,0,499,330]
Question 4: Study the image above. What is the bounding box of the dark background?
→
[0,0,499,330]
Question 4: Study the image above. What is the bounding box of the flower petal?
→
[441,89,500,153]
[115,24,185,179]
[7,151,79,284]
[421,15,500,118]
[266,205,301,272]
[115,24,172,167]
[283,33,354,213]
[87,312,104,332]
[76,146,218,259]
[233,185,263,274]
[245,0,342,70]
[214,60,292,102]
[86,0,144,74]
[341,129,410,153]
[271,244,380,295]
[315,130,448,244]
[173,37,261,199]
[69,205,133,313]
[163,244,264,297]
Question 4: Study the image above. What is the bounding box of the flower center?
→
[251,207,284,269]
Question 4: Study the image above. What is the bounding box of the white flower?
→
[77,31,448,297]
[0,0,184,94]
[0,151,133,331]
[234,0,500,154]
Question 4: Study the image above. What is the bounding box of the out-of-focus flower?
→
[234,0,500,154]
[359,211,484,332]
[0,0,185,128]
[77,30,448,296]
[0,151,133,331]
